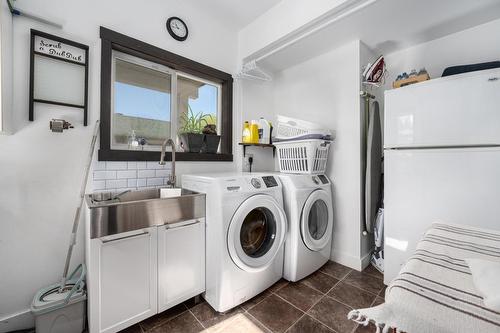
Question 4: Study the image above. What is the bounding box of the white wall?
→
[0,0,239,330]
[235,79,276,172]
[272,40,367,269]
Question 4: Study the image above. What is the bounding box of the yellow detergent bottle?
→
[250,120,259,143]
[242,121,251,143]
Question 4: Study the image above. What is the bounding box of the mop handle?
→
[59,120,100,292]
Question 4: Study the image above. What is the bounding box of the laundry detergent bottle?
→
[250,120,259,143]
[242,121,251,143]
[258,118,271,144]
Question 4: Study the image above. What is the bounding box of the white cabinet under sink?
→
[87,227,158,333]
[158,219,205,312]
[86,220,205,333]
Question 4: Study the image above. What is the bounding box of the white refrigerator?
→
[384,68,500,284]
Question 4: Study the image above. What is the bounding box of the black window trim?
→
[98,26,233,162]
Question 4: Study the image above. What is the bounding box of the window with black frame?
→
[99,27,233,162]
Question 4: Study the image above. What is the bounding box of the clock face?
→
[167,17,188,41]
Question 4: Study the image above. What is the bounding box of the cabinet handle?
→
[165,220,200,230]
[488,77,499,82]
[101,231,149,243]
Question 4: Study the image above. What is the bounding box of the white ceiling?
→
[191,0,282,29]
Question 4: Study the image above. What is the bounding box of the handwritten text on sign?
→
[34,35,86,64]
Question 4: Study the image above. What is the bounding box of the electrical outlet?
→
[242,154,253,172]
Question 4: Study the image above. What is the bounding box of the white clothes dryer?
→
[277,174,333,282]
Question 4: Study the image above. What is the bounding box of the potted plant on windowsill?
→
[201,115,221,154]
[178,106,206,153]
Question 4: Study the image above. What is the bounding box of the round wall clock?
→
[166,17,188,41]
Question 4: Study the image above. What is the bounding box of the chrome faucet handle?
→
[166,175,176,187]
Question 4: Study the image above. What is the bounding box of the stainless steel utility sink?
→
[85,188,205,238]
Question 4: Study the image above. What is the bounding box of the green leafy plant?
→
[202,114,217,125]
[179,105,208,134]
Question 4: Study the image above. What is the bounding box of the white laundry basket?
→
[275,139,331,174]
[275,115,330,139]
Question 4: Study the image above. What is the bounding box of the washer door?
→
[228,194,287,272]
[301,190,333,251]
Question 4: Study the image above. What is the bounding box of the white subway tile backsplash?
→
[155,169,170,177]
[136,162,147,169]
[138,169,155,178]
[116,170,137,179]
[94,161,106,170]
[94,170,116,180]
[93,159,171,192]
[106,162,128,170]
[106,179,128,189]
[93,180,106,190]
[147,178,164,186]
[146,161,163,169]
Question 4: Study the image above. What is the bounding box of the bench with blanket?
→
[348,223,500,333]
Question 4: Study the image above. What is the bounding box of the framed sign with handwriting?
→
[29,29,89,126]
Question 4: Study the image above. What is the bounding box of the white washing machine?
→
[277,174,334,282]
[182,173,287,312]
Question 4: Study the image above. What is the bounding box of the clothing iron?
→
[362,55,386,87]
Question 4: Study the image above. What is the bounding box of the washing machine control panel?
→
[262,176,278,188]
[317,175,329,184]
[250,178,262,188]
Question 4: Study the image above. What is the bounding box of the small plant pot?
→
[179,133,204,153]
[203,134,221,154]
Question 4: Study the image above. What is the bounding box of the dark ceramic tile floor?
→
[121,261,385,333]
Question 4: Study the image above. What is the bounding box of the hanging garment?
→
[364,101,382,233]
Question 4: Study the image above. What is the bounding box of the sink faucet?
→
[160,138,176,187]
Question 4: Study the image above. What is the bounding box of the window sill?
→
[98,149,233,162]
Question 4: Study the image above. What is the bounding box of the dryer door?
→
[228,194,287,272]
[301,190,333,251]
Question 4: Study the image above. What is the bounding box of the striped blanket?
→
[348,223,500,333]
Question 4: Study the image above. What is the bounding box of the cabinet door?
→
[158,219,205,312]
[88,227,157,333]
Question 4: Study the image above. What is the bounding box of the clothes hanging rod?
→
[235,60,272,81]
[235,72,272,82]
[7,0,63,29]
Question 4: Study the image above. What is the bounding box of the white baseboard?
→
[0,309,34,333]
[360,251,372,270]
[330,250,365,271]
